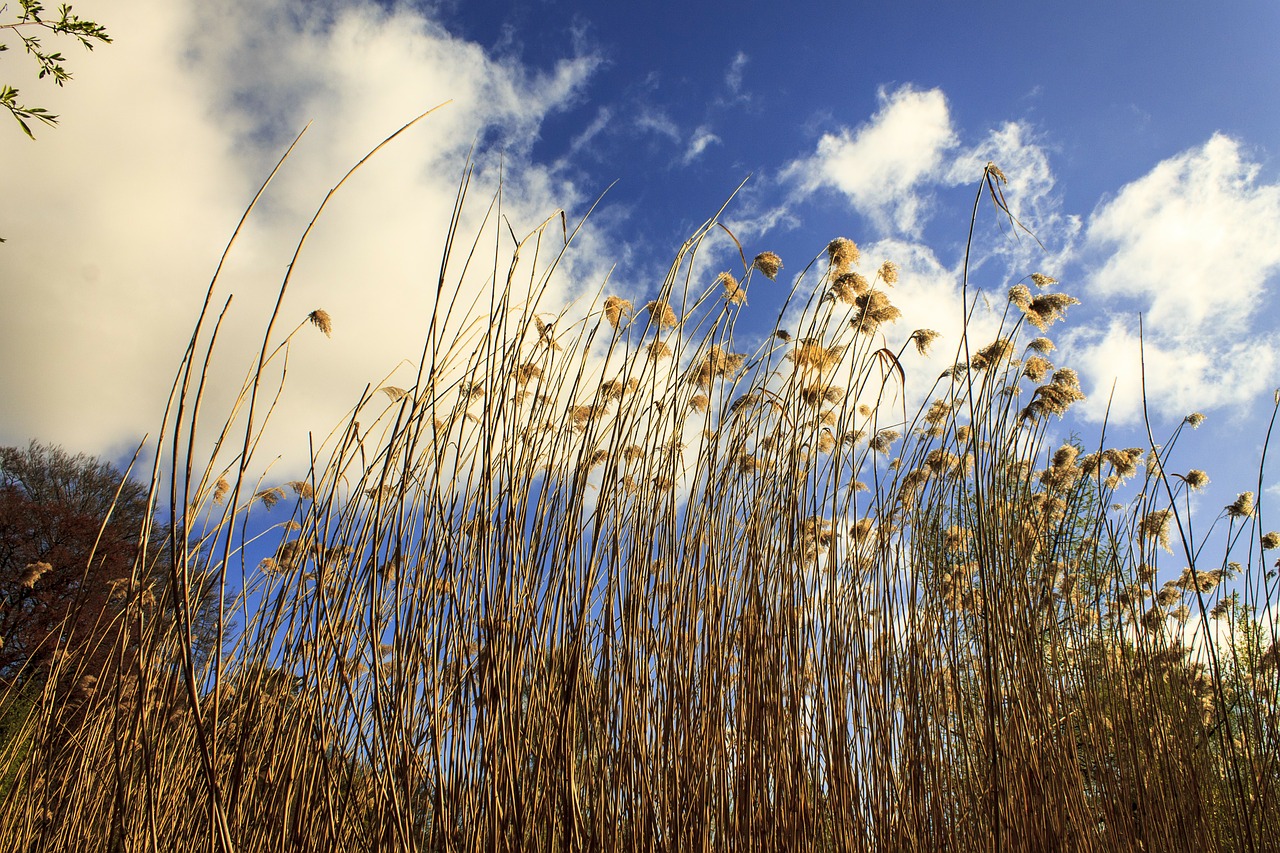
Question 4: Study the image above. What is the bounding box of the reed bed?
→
[1,140,1277,852]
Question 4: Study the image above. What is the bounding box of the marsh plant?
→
[1,123,1277,852]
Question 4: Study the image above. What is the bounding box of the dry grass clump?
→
[1,153,1277,853]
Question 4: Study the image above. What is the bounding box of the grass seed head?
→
[827,237,860,269]
[603,295,633,329]
[851,290,902,335]
[752,251,782,280]
[646,300,679,329]
[1227,491,1255,519]
[911,329,940,355]
[308,309,333,337]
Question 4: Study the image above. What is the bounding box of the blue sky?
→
[2,0,1280,519]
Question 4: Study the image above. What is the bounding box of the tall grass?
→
[1,133,1277,852]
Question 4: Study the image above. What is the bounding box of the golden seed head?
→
[1262,531,1280,550]
[1174,566,1223,593]
[912,329,941,356]
[972,338,1014,370]
[598,379,626,401]
[647,339,673,361]
[1184,412,1205,428]
[689,394,710,413]
[831,271,869,304]
[827,237,860,268]
[878,261,899,285]
[20,561,52,589]
[533,316,563,350]
[789,338,846,374]
[645,300,679,329]
[1227,491,1255,519]
[1023,355,1052,382]
[753,251,782,280]
[1008,284,1032,309]
[288,480,314,499]
[924,399,951,424]
[1029,273,1057,288]
[717,271,746,304]
[870,429,900,454]
[569,404,607,429]
[603,295,633,329]
[1022,292,1080,331]
[213,476,230,505]
[943,525,970,552]
[1139,508,1174,551]
[851,290,902,334]
[817,430,836,453]
[1051,444,1080,470]
[1141,606,1167,631]
[256,487,285,510]
[1184,469,1209,490]
[308,309,333,337]
[1027,337,1056,354]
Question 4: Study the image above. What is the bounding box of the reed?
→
[1,131,1276,853]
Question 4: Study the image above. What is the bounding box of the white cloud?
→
[1066,319,1277,425]
[1069,135,1280,423]
[782,85,958,235]
[947,121,1081,274]
[683,125,720,164]
[725,51,748,94]
[635,107,681,143]
[0,0,606,474]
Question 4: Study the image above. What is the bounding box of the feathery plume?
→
[753,251,782,280]
[645,300,679,329]
[603,295,632,329]
[1227,491,1255,518]
[827,237,860,269]
[308,309,333,337]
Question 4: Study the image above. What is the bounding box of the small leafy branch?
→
[1,1,110,138]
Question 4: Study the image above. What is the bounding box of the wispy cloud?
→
[683,125,721,164]
[635,107,682,143]
[725,51,748,95]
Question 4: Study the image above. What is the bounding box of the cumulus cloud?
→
[0,0,606,474]
[1068,134,1280,423]
[782,85,958,235]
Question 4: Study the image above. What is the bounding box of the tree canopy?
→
[1,2,110,139]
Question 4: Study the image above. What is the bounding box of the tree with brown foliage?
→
[0,441,150,691]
